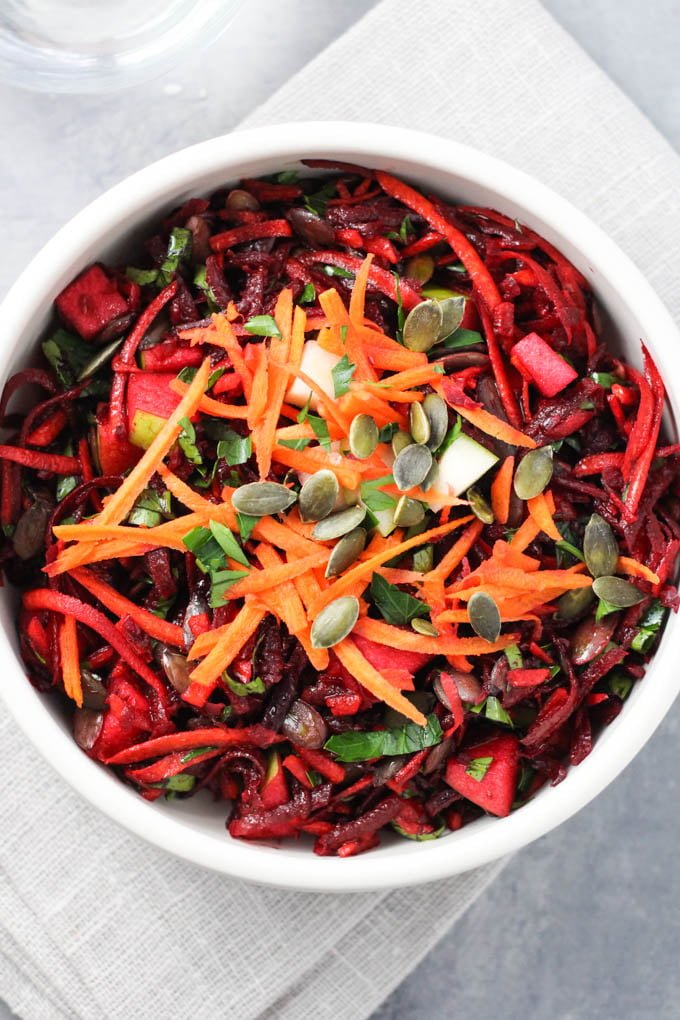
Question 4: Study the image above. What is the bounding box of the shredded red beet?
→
[3,164,679,857]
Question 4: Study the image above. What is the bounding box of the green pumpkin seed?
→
[402,299,443,353]
[393,495,426,528]
[411,618,439,637]
[409,402,431,446]
[437,296,466,340]
[392,429,413,456]
[468,591,501,643]
[77,336,125,381]
[413,544,434,573]
[466,485,495,524]
[232,481,297,517]
[349,414,379,460]
[325,527,366,577]
[592,576,645,608]
[298,469,339,522]
[583,513,619,578]
[420,459,439,492]
[393,443,433,491]
[513,446,554,500]
[422,393,448,451]
[312,504,366,541]
[311,596,360,649]
[556,586,594,621]
[404,255,435,285]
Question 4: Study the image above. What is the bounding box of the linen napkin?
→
[2,1,680,1018]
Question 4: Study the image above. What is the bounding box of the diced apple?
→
[286,340,341,409]
[127,372,181,450]
[434,434,498,497]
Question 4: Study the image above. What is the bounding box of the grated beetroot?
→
[2,163,679,858]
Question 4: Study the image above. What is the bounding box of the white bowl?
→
[1,123,678,892]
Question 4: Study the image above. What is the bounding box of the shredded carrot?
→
[617,556,661,585]
[169,379,249,420]
[352,617,519,656]
[527,491,562,541]
[365,364,446,391]
[490,456,515,525]
[186,599,267,697]
[320,272,377,383]
[269,444,361,490]
[428,519,483,584]
[225,549,330,599]
[254,544,308,633]
[247,343,270,430]
[310,518,475,614]
[72,568,185,648]
[181,315,253,400]
[356,383,423,404]
[59,615,82,707]
[256,305,306,479]
[334,637,427,726]
[157,463,212,512]
[449,404,537,448]
[510,515,541,553]
[365,344,428,372]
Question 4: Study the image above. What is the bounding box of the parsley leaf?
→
[331,354,356,397]
[393,273,405,343]
[216,431,252,466]
[370,572,430,626]
[308,414,331,451]
[303,180,337,216]
[279,438,312,450]
[224,673,266,696]
[470,695,514,727]
[128,488,172,528]
[325,714,442,762]
[442,327,484,350]
[42,329,91,387]
[322,264,355,280]
[465,756,494,782]
[182,521,248,571]
[360,475,397,513]
[298,283,316,305]
[209,569,249,608]
[378,422,399,443]
[236,512,259,543]
[504,644,523,670]
[158,227,192,286]
[178,416,202,466]
[243,315,281,338]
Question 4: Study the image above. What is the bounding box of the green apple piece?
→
[436,434,499,496]
[286,340,341,409]
[129,408,168,450]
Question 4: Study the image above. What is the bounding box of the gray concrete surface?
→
[0,1,678,1017]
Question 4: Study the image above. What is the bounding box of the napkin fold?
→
[2,1,680,1018]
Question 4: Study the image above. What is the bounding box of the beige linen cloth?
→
[1,1,680,1018]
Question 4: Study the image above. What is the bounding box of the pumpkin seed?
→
[466,485,495,524]
[468,591,501,643]
[404,254,435,285]
[556,586,594,621]
[437,296,466,340]
[393,495,425,528]
[402,299,443,353]
[77,336,125,381]
[409,402,431,446]
[411,618,439,637]
[298,469,339,522]
[311,596,360,648]
[231,481,297,516]
[393,443,433,491]
[513,446,553,500]
[413,544,433,573]
[422,393,448,451]
[592,575,645,608]
[325,527,366,577]
[583,513,619,578]
[349,414,379,459]
[312,504,366,541]
[571,614,618,665]
[420,460,439,492]
[392,429,413,456]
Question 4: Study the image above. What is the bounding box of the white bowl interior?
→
[1,123,679,891]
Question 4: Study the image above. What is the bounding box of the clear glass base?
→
[0,0,242,93]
